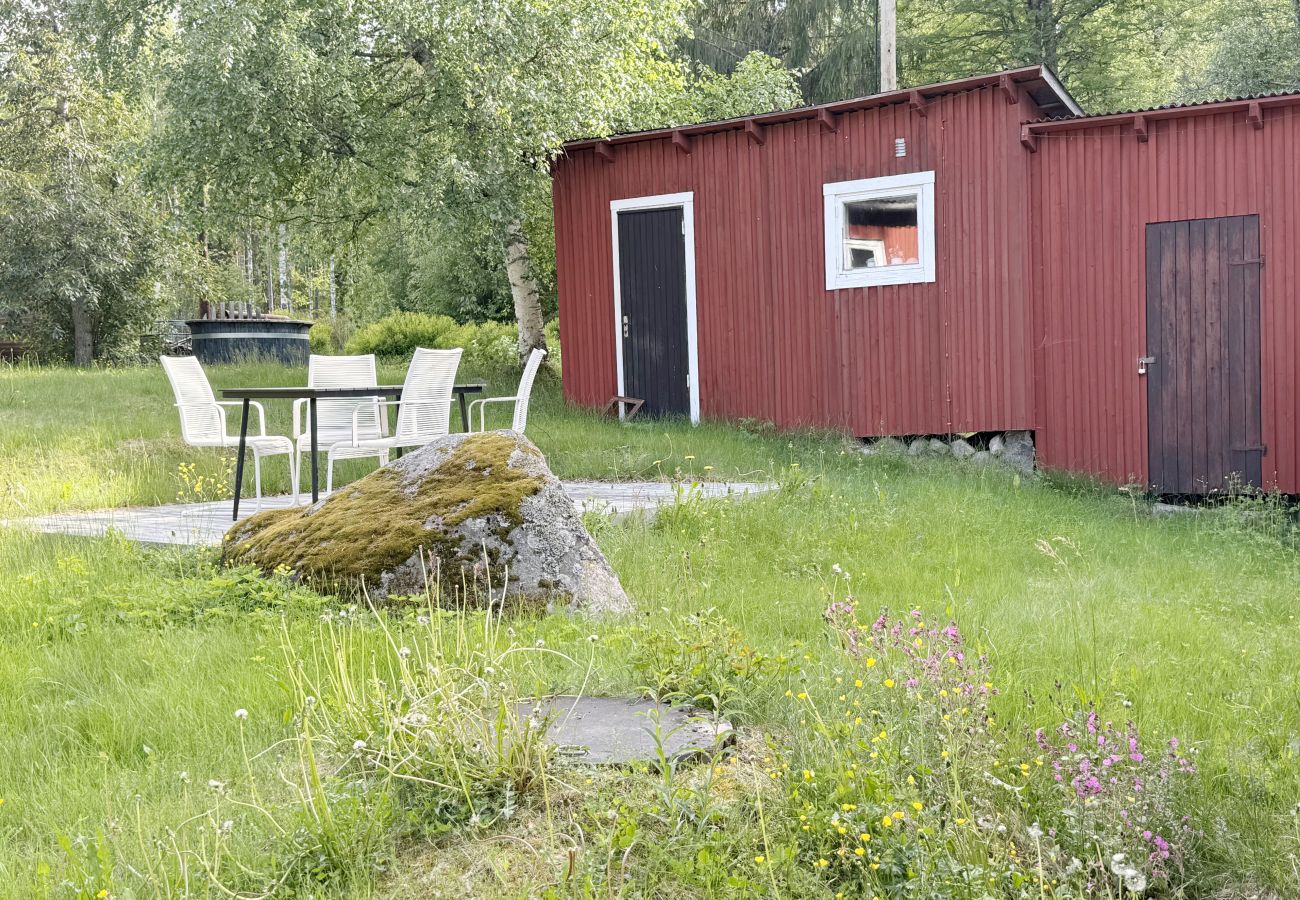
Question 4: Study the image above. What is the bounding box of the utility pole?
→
[879,0,897,93]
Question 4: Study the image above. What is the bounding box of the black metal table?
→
[221,383,486,519]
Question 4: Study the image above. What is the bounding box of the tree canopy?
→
[1,0,1297,364]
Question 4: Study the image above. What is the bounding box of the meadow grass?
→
[0,362,1297,897]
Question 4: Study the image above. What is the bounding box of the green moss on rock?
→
[224,433,544,595]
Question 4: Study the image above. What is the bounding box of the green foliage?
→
[1177,2,1300,99]
[309,321,338,355]
[343,312,520,369]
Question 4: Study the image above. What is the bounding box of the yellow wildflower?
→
[865,657,877,668]
[912,801,923,812]
[854,678,864,688]
[754,855,765,864]
[855,847,866,857]
[884,679,895,688]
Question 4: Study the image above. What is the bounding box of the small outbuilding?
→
[551,66,1300,494]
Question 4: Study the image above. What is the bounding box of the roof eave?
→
[564,66,1079,153]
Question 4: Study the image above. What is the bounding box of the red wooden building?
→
[551,66,1300,493]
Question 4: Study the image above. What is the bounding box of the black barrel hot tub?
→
[187,317,312,366]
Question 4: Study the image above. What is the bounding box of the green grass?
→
[0,362,1297,897]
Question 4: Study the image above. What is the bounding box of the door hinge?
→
[1231,444,1267,455]
[622,315,629,339]
[1230,256,1264,267]
[681,219,686,236]
[686,373,691,388]
[1137,355,1155,375]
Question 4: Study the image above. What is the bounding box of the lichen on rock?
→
[224,431,632,615]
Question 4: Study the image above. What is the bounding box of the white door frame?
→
[609,191,700,424]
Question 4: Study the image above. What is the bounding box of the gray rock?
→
[950,438,977,460]
[865,436,908,455]
[225,431,631,614]
[970,450,993,465]
[988,434,1005,456]
[999,430,1035,475]
[929,438,951,455]
[907,438,929,457]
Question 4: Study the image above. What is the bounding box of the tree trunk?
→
[1023,0,1058,71]
[277,223,290,310]
[327,253,338,319]
[70,298,93,366]
[503,220,547,363]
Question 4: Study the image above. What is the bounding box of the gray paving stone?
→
[512,695,733,765]
[6,480,775,548]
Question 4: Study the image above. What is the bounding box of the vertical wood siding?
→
[1029,107,1300,491]
[554,85,1037,436]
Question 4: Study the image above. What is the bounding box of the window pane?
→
[842,195,919,270]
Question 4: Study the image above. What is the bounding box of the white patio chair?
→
[160,356,297,508]
[293,354,388,495]
[335,348,463,460]
[468,348,547,434]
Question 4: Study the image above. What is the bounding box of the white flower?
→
[1124,871,1147,893]
[1064,857,1082,876]
[416,615,430,626]
[1109,853,1128,875]
[535,639,545,648]
[484,666,495,675]
[831,564,843,575]
[1027,822,1043,840]
[207,779,226,792]
[219,819,233,835]
[304,695,317,706]
[587,634,599,643]
[178,771,190,784]
[352,739,366,752]
[398,646,412,659]
[142,744,153,755]
[234,708,248,720]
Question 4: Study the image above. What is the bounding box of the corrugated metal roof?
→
[564,65,1081,151]
[1024,89,1300,131]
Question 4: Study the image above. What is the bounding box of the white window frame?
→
[609,191,700,424]
[823,171,936,290]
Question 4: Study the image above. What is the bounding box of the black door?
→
[1145,215,1263,493]
[617,207,690,417]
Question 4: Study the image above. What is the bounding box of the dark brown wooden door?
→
[1145,215,1263,493]
[617,207,690,417]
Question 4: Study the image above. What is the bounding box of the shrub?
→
[309,321,338,354]
[344,312,522,370]
[344,312,463,358]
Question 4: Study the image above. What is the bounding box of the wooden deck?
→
[8,480,774,548]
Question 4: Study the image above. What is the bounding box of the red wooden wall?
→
[1028,105,1300,491]
[554,85,1043,436]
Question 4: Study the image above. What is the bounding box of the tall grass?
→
[0,364,1298,895]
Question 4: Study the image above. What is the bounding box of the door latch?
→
[1137,355,1155,375]
[622,315,629,339]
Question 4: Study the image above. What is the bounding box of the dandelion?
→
[881,815,893,828]
[234,708,248,720]
[865,657,877,668]
[416,615,430,626]
[883,678,895,688]
[854,846,866,856]
[815,858,829,868]
[754,855,765,864]
[796,691,808,700]
[398,646,412,659]
[219,819,233,835]
[911,801,923,812]
[854,678,863,688]
[352,739,367,752]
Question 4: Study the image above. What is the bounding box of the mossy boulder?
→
[223,431,632,614]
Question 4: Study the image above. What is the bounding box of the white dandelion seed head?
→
[207,779,226,792]
[178,771,190,783]
[234,708,248,720]
[1124,871,1147,893]
[1027,822,1043,840]
[398,646,412,659]
[416,615,430,626]
[304,695,317,706]
[535,638,545,648]
[352,739,366,752]
[587,634,599,642]
[220,819,233,835]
